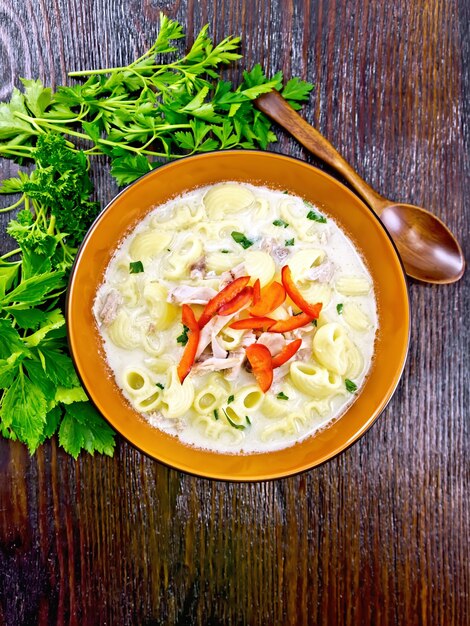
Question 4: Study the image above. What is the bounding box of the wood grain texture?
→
[0,1,468,624]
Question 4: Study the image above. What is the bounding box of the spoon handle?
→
[255,91,389,214]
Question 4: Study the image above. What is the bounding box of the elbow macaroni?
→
[95,182,378,453]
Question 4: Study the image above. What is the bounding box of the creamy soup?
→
[94,183,378,453]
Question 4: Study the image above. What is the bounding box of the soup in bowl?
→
[67,151,409,480]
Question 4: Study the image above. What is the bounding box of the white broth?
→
[94,183,378,453]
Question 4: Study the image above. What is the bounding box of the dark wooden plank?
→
[0,0,468,624]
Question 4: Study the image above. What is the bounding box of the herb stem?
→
[47,214,56,235]
[0,194,26,213]
[1,247,21,259]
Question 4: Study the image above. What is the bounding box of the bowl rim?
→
[66,149,410,481]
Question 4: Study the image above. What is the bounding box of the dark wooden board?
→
[0,1,468,624]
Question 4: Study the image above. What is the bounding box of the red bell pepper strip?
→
[246,344,273,392]
[177,305,200,382]
[198,275,250,328]
[268,312,316,333]
[271,338,302,368]
[249,281,286,317]
[252,279,261,306]
[281,265,323,319]
[218,286,253,316]
[229,317,276,331]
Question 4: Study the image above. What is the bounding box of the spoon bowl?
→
[380,203,465,283]
[255,91,466,284]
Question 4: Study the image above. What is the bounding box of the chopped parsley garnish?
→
[156,383,165,390]
[336,303,344,315]
[176,325,190,346]
[273,219,289,228]
[282,190,290,194]
[227,394,235,404]
[285,238,295,246]
[306,210,327,223]
[129,260,144,273]
[345,379,358,393]
[312,319,318,327]
[231,231,253,249]
[276,391,289,400]
[213,409,219,420]
[223,408,245,430]
[221,249,231,253]
[245,415,252,425]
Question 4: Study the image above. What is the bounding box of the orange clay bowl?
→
[67,151,410,481]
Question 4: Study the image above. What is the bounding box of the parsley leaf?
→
[276,391,289,400]
[306,209,327,223]
[336,303,344,315]
[273,219,289,228]
[129,261,144,274]
[281,77,314,110]
[285,238,295,246]
[345,379,358,393]
[231,231,253,249]
[227,394,234,404]
[177,325,190,346]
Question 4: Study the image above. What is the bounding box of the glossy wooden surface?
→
[256,90,466,284]
[0,1,468,624]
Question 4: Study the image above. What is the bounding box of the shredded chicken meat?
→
[96,289,122,326]
[168,284,217,305]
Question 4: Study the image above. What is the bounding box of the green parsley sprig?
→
[0,14,313,186]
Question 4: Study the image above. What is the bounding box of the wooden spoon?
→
[255,91,466,284]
